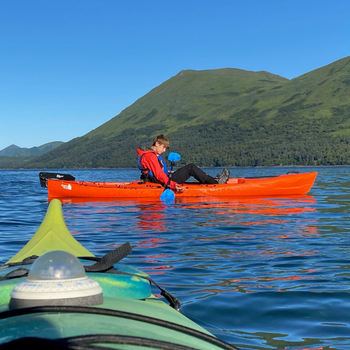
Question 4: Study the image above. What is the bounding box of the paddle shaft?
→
[166,161,175,188]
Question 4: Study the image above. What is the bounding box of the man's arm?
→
[142,153,177,190]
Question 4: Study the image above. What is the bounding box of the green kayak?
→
[0,199,238,350]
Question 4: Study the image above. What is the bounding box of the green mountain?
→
[8,56,350,169]
[0,142,64,157]
[0,142,64,169]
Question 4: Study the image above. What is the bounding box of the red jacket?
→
[137,148,177,190]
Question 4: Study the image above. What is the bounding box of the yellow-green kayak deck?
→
[0,199,238,350]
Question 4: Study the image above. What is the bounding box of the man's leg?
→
[171,164,217,184]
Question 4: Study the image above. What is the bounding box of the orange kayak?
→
[41,171,318,199]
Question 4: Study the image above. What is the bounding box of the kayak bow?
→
[0,199,239,350]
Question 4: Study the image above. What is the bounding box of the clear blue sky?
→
[1,0,349,150]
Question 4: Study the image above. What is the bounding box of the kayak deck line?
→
[0,305,239,350]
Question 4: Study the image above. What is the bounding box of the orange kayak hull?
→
[46,172,317,199]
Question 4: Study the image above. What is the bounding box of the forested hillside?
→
[3,56,350,169]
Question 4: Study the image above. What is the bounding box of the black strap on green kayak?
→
[84,242,132,272]
[3,255,39,268]
[0,335,200,350]
[3,242,131,271]
[0,267,29,281]
[104,268,181,311]
[82,242,181,309]
[0,306,240,350]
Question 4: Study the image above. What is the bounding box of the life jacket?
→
[137,148,168,178]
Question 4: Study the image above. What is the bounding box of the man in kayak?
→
[137,134,230,192]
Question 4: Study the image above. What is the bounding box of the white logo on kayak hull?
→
[61,184,72,190]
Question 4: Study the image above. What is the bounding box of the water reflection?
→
[60,195,318,231]
[4,168,350,349]
[59,195,322,290]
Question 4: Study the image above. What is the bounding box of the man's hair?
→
[153,134,170,149]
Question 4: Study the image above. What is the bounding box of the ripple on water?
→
[1,167,350,349]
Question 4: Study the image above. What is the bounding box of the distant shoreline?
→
[1,164,350,171]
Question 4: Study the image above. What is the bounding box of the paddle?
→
[160,152,181,203]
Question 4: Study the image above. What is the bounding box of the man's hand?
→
[175,184,185,193]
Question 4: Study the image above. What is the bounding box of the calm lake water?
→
[1,167,350,350]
